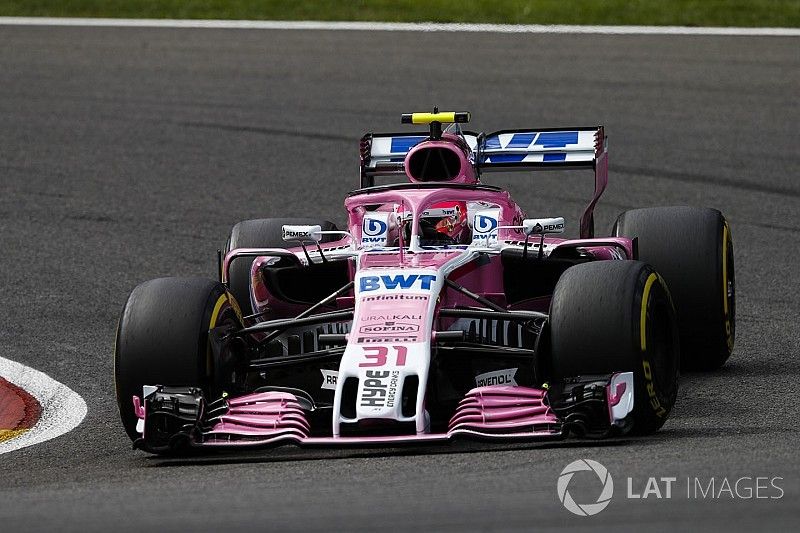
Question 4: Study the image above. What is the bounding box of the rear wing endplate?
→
[359,132,435,182]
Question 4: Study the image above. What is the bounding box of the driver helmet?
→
[419,201,469,245]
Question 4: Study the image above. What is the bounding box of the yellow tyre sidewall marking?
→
[206,294,229,378]
[640,273,667,418]
[227,291,244,324]
[209,294,228,329]
[640,273,658,352]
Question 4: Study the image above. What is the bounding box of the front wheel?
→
[114,277,242,441]
[547,261,680,434]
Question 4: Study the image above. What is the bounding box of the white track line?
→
[0,17,798,36]
[0,356,87,455]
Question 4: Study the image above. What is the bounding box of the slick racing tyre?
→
[114,277,242,441]
[225,218,338,315]
[548,261,679,435]
[613,207,735,370]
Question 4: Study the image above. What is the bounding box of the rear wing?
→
[477,126,608,238]
[477,127,602,171]
[359,132,430,181]
[358,125,608,238]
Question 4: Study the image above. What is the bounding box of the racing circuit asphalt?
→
[0,25,799,532]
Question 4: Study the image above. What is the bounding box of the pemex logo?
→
[557,459,614,516]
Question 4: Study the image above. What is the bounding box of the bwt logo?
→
[474,214,498,234]
[363,218,388,237]
[359,274,437,292]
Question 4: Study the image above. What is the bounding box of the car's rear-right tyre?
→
[547,261,679,435]
[612,206,735,370]
[225,218,338,315]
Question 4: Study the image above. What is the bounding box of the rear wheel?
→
[114,277,242,441]
[613,206,735,370]
[548,261,679,434]
[225,218,338,315]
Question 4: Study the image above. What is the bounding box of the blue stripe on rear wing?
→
[477,127,603,170]
[476,126,609,240]
[362,133,428,176]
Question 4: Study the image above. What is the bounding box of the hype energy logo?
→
[557,460,614,516]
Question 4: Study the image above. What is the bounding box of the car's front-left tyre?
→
[547,261,680,435]
[114,277,242,441]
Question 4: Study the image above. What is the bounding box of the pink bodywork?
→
[207,392,310,440]
[198,127,635,448]
[199,386,561,447]
[235,183,634,319]
[404,133,477,184]
[448,386,559,433]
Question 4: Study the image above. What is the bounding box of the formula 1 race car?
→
[114,111,735,454]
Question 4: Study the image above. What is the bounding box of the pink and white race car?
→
[114,111,735,453]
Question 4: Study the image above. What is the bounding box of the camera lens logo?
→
[363,218,388,236]
[474,214,498,234]
[557,459,614,517]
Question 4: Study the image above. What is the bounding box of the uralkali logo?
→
[557,459,614,516]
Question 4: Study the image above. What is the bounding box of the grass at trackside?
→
[1,0,799,28]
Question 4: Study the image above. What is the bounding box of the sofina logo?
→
[557,459,614,516]
[474,214,498,234]
[363,217,388,237]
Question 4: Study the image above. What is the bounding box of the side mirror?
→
[282,225,323,242]
[523,217,565,236]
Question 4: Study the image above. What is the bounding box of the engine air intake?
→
[406,146,463,182]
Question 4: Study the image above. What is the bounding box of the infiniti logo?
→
[557,459,614,516]
[363,218,388,236]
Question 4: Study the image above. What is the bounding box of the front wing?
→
[132,373,634,453]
